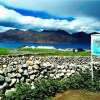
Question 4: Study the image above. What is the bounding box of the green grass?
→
[19,48,91,56]
[0,48,91,56]
[0,48,13,55]
[19,48,56,53]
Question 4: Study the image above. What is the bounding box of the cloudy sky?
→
[0,0,100,33]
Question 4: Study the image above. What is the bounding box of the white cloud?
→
[0,5,100,33]
[69,17,100,33]
[0,26,15,32]
[0,0,100,18]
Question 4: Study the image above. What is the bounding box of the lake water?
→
[0,42,90,50]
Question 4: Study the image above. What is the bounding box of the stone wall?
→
[0,55,100,95]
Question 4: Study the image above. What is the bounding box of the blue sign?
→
[92,38,100,55]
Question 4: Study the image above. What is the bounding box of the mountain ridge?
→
[0,29,99,43]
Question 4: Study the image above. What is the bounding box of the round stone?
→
[16,79,20,83]
[60,73,64,77]
[0,75,4,82]
[23,70,28,76]
[34,60,41,64]
[9,79,16,87]
[31,85,35,90]
[71,70,75,73]
[66,73,72,77]
[11,73,17,78]
[50,74,54,77]
[7,67,13,72]
[3,65,7,68]
[62,69,67,73]
[5,77,11,83]
[60,65,65,69]
[26,61,34,66]
[33,64,39,70]
[18,69,23,73]
[0,82,7,90]
[67,69,71,73]
[56,74,60,79]
[28,70,34,75]
[30,75,35,80]
[0,70,3,75]
[20,77,25,82]
[17,73,22,78]
[22,64,27,68]
[28,66,33,71]
[33,70,38,73]
[26,79,31,83]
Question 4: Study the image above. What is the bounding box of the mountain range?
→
[0,29,99,43]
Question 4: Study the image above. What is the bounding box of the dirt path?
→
[52,90,100,100]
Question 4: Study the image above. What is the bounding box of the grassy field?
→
[19,48,91,56]
[0,48,13,55]
[0,48,91,56]
[52,89,100,100]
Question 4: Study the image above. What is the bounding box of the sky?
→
[0,0,100,33]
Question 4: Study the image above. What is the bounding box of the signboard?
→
[91,34,100,55]
[91,34,100,81]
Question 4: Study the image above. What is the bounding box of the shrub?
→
[77,48,85,52]
[1,71,100,100]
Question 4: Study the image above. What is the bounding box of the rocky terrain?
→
[0,55,100,95]
[0,29,99,43]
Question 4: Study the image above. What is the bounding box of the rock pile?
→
[0,55,100,94]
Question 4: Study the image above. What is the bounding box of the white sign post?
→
[91,34,100,81]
